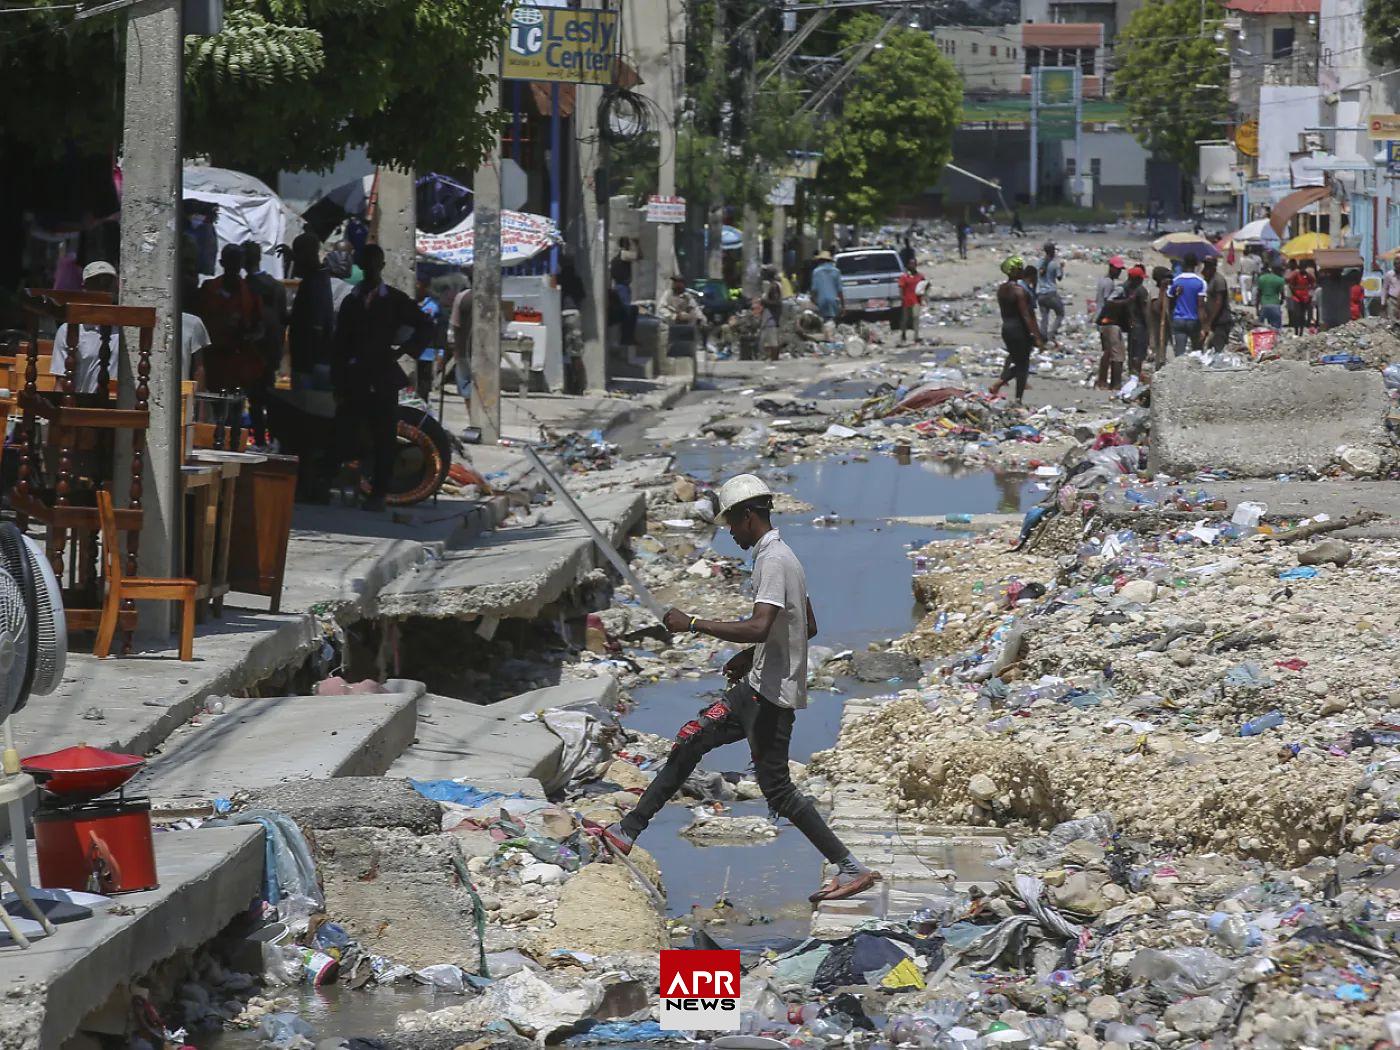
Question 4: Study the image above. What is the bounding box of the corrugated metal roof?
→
[1022,22,1104,46]
[1224,0,1319,14]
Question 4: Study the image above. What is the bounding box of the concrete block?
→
[142,683,423,807]
[1149,357,1390,478]
[0,826,263,1050]
[377,492,645,620]
[388,678,617,788]
[316,827,481,969]
[241,777,442,835]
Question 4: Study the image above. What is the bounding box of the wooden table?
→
[181,457,244,621]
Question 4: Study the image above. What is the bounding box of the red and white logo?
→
[659,949,741,1031]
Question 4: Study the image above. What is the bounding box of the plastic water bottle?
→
[1240,710,1285,737]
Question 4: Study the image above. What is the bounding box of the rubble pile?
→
[1274,315,1400,367]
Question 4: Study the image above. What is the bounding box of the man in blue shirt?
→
[809,253,844,322]
[1036,241,1065,345]
[1167,252,1208,357]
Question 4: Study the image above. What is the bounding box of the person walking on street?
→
[1377,257,1400,319]
[1238,246,1262,309]
[1256,264,1285,330]
[760,265,784,361]
[598,474,882,904]
[1285,260,1312,335]
[1010,208,1026,236]
[1167,253,1207,356]
[1093,256,1125,389]
[897,262,921,344]
[1148,266,1173,368]
[1036,241,1065,346]
[331,244,430,512]
[899,236,917,273]
[955,221,969,260]
[810,253,844,326]
[1202,256,1232,351]
[990,256,1044,404]
[242,242,288,448]
[1146,199,1161,234]
[198,243,266,399]
[1124,265,1151,379]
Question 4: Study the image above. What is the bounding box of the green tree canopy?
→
[1115,0,1230,173]
[816,15,962,226]
[1364,0,1400,67]
[0,0,506,174]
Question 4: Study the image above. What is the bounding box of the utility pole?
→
[574,82,608,391]
[471,59,502,444]
[705,0,727,280]
[374,167,417,293]
[117,0,181,640]
[740,26,761,297]
[1029,70,1039,207]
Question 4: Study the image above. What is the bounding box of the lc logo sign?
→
[659,950,741,1031]
[502,6,619,86]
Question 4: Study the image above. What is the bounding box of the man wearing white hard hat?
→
[598,473,881,903]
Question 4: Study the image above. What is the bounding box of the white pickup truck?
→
[835,248,905,322]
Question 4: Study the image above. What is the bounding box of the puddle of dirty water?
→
[197,982,445,1048]
[625,453,1039,943]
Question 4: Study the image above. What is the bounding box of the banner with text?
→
[503,5,619,85]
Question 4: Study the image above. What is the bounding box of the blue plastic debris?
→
[1279,566,1319,581]
[409,780,524,808]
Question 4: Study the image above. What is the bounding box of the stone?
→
[1338,445,1383,477]
[1119,580,1157,604]
[601,759,654,792]
[1298,539,1352,567]
[1061,1009,1089,1033]
[1319,696,1348,716]
[1087,996,1121,1023]
[1162,996,1226,1036]
[851,649,922,683]
[967,773,998,803]
[242,778,441,836]
[1170,650,1194,667]
[673,478,697,502]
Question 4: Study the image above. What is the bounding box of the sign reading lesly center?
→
[503,5,619,85]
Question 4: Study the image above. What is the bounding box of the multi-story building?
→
[932,26,1023,93]
[1019,0,1143,47]
[1225,0,1320,120]
[1020,21,1105,97]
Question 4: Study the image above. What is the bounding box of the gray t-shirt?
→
[1039,257,1063,294]
[747,529,809,709]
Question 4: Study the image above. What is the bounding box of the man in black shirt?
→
[287,233,335,387]
[242,242,289,446]
[332,244,430,511]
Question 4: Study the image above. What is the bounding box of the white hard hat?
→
[715,473,773,517]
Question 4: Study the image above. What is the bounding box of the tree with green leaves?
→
[1115,0,1230,173]
[0,0,506,174]
[1364,0,1400,67]
[816,16,962,226]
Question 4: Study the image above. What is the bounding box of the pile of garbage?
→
[1275,315,1400,369]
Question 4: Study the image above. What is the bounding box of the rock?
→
[851,649,922,683]
[1061,1009,1089,1033]
[1319,696,1348,716]
[844,336,868,358]
[1338,445,1383,477]
[532,860,668,955]
[1170,650,1194,667]
[1048,872,1110,916]
[242,778,442,836]
[601,759,654,792]
[1306,680,1330,697]
[673,478,697,502]
[1298,539,1352,567]
[967,773,998,803]
[1087,996,1121,1023]
[1162,996,1226,1036]
[1119,580,1158,604]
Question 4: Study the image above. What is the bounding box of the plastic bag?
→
[214,809,323,918]
[257,1012,314,1049]
[1128,946,1235,997]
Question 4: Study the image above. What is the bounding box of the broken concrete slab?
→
[0,826,263,1050]
[377,492,646,621]
[241,777,442,835]
[388,678,619,789]
[142,682,423,807]
[315,827,482,969]
[1149,358,1390,478]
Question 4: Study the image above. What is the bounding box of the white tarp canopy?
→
[1226,218,1281,248]
[183,165,303,279]
[416,211,562,268]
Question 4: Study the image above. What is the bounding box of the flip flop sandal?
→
[810,870,882,904]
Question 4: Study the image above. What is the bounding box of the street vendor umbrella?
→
[1219,218,1281,251]
[1281,231,1331,259]
[302,174,375,240]
[1152,232,1219,260]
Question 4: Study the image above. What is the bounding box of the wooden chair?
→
[94,490,197,661]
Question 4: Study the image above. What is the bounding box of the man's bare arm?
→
[664,602,778,643]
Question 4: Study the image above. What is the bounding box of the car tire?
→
[358,404,453,506]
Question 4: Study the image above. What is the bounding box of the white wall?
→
[1258,84,1322,182]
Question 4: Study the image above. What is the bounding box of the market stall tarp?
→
[183,165,302,279]
[416,211,562,267]
[1221,219,1281,250]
